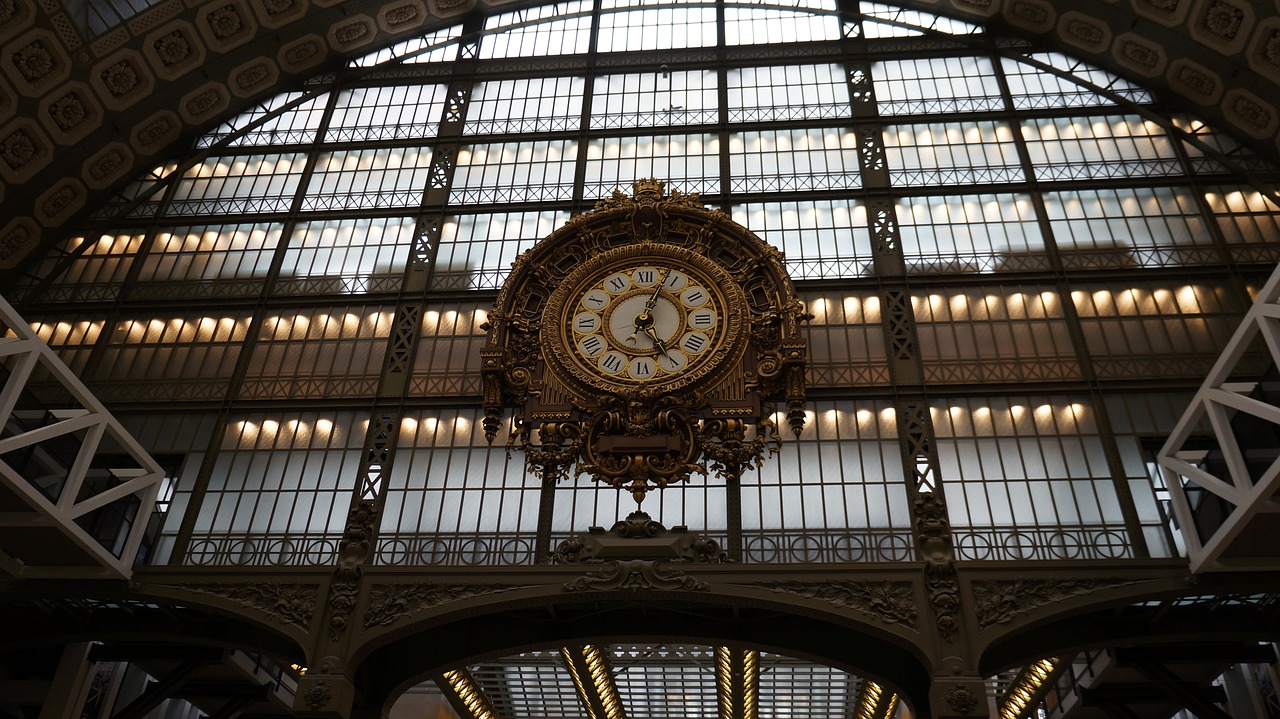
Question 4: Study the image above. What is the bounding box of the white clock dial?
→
[628,356,657,379]
[607,295,680,349]
[661,271,688,292]
[680,285,709,308]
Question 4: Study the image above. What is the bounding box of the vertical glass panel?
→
[1042,187,1217,269]
[482,1,593,58]
[1173,114,1280,175]
[911,287,1079,384]
[802,291,889,388]
[883,121,1022,186]
[897,193,1046,273]
[452,140,579,204]
[1022,115,1181,181]
[583,134,720,198]
[873,56,1002,115]
[932,396,1133,560]
[352,23,463,67]
[466,77,586,134]
[197,92,329,148]
[1105,391,1195,558]
[186,411,365,565]
[591,70,718,129]
[92,312,252,402]
[36,232,144,303]
[597,6,718,51]
[552,470,726,542]
[277,217,418,295]
[724,6,841,44]
[119,413,219,565]
[27,318,104,373]
[327,84,449,142]
[132,223,283,301]
[376,410,542,566]
[88,161,179,220]
[301,148,435,211]
[241,307,394,399]
[743,400,911,563]
[732,200,872,279]
[433,210,571,291]
[1203,186,1280,264]
[168,154,307,216]
[730,128,861,193]
[1002,54,1152,109]
[1070,281,1242,381]
[410,302,490,396]
[727,64,850,123]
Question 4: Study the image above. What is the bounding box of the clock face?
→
[542,245,745,393]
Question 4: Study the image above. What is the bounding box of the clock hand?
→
[644,268,671,312]
[642,323,672,359]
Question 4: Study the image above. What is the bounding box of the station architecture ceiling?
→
[2,0,1280,278]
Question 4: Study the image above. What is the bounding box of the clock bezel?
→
[541,242,748,397]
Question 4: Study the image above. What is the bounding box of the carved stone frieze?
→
[327,499,376,639]
[168,582,319,628]
[564,559,709,592]
[550,511,729,564]
[364,583,519,630]
[751,580,917,629]
[971,578,1143,630]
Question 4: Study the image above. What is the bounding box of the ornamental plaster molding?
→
[168,581,320,628]
[1189,0,1253,54]
[971,578,1143,630]
[196,0,257,52]
[0,0,34,44]
[1113,32,1168,76]
[1224,88,1279,138]
[0,116,49,183]
[81,141,134,189]
[34,175,84,226]
[142,21,205,81]
[1132,0,1190,27]
[250,0,308,29]
[564,559,710,592]
[90,49,154,111]
[750,580,919,629]
[1246,18,1280,84]
[363,583,520,630]
[38,81,101,144]
[1004,0,1055,32]
[3,28,69,96]
[1167,57,1224,104]
[1057,11,1111,54]
[0,215,37,269]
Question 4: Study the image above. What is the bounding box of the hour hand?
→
[642,324,671,358]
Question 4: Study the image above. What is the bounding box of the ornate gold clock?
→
[481,179,809,502]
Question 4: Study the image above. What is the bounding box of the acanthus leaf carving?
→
[364,583,519,630]
[168,581,318,628]
[751,580,917,629]
[564,559,709,592]
[971,578,1143,630]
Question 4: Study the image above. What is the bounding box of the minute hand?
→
[644,268,671,311]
